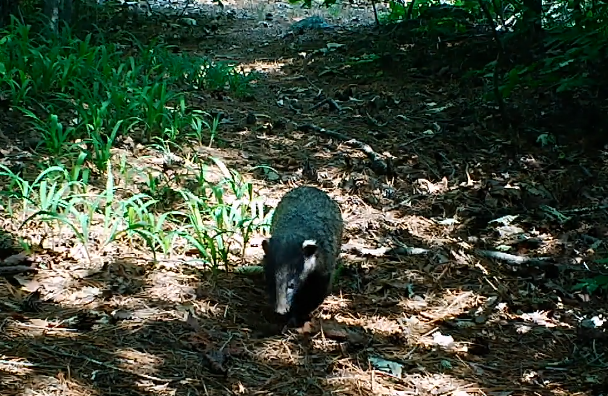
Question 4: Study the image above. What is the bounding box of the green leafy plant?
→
[572,275,608,295]
[19,109,75,156]
[572,258,608,295]
[0,13,266,272]
[0,17,256,148]
[189,110,221,147]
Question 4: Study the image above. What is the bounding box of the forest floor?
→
[1,0,608,395]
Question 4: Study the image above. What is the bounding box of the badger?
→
[262,186,344,327]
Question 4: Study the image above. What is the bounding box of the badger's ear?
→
[302,239,318,258]
[262,239,270,254]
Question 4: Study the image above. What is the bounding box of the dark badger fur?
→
[262,186,344,326]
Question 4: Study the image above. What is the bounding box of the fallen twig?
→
[299,123,391,175]
[474,249,595,272]
[475,249,553,266]
[341,243,430,257]
[309,98,342,112]
[343,242,594,273]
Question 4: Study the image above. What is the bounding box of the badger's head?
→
[262,238,319,316]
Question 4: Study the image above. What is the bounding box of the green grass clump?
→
[1,156,271,270]
[0,16,258,168]
[0,13,267,271]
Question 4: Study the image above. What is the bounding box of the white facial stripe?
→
[302,239,317,248]
[301,255,317,279]
[275,271,293,314]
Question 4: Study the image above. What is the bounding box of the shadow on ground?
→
[2,1,608,395]
[1,232,606,395]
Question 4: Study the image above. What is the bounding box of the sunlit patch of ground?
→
[1,0,607,395]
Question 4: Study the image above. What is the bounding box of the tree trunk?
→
[522,0,542,36]
[518,0,544,61]
[0,0,18,28]
[44,0,73,32]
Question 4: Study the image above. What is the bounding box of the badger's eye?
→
[287,280,296,290]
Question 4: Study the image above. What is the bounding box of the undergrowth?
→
[375,0,608,138]
[0,14,269,271]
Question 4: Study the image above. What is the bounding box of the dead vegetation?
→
[1,0,608,395]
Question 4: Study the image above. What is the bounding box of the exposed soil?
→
[1,0,608,395]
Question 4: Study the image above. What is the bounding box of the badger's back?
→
[270,186,343,261]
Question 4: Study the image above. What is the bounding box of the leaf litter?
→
[1,0,608,395]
